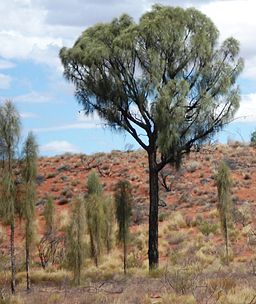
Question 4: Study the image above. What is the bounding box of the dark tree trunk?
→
[25,236,30,291]
[224,218,229,265]
[123,234,127,275]
[148,150,159,270]
[10,221,16,294]
[89,230,98,267]
[77,222,81,285]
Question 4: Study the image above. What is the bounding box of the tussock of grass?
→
[161,293,196,304]
[167,231,187,245]
[82,249,123,281]
[170,212,187,229]
[15,269,72,286]
[218,287,256,304]
[160,212,187,235]
[0,295,25,304]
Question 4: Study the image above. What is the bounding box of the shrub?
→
[163,265,201,295]
[46,172,57,179]
[159,212,168,222]
[169,212,187,230]
[162,293,196,304]
[187,161,200,173]
[127,250,144,269]
[198,221,218,236]
[208,276,236,293]
[250,130,256,146]
[167,231,186,245]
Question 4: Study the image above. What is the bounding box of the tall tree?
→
[21,132,38,291]
[66,196,86,285]
[115,180,132,274]
[102,196,115,254]
[0,100,21,293]
[216,161,232,265]
[60,5,243,269]
[85,171,104,266]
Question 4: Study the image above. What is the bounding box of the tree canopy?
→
[60,5,243,164]
[60,5,243,269]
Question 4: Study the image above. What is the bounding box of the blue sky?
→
[0,0,256,156]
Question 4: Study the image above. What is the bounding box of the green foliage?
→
[60,5,243,158]
[250,130,256,145]
[87,170,102,196]
[0,100,20,168]
[43,196,55,235]
[60,5,243,269]
[86,171,104,266]
[0,101,21,224]
[115,180,132,244]
[85,171,114,266]
[65,196,86,285]
[115,179,132,274]
[0,173,15,225]
[0,134,18,221]
[21,132,38,184]
[0,100,21,294]
[198,221,218,236]
[21,133,38,240]
[86,193,105,267]
[102,196,115,253]
[215,161,233,264]
[20,132,38,290]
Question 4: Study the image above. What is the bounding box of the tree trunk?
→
[25,236,30,291]
[10,221,16,294]
[123,232,127,275]
[148,150,159,270]
[224,219,229,265]
[77,215,81,285]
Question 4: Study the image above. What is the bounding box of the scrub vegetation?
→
[1,4,254,304]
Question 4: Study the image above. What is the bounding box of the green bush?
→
[198,221,218,236]
[250,130,256,145]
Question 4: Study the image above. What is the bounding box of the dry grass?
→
[2,146,256,302]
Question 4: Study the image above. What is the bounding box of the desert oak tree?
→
[115,180,132,274]
[21,132,38,290]
[216,161,232,265]
[60,5,244,269]
[0,100,21,293]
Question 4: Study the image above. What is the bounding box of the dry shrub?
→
[208,276,236,294]
[0,296,24,304]
[167,231,186,246]
[217,287,256,304]
[29,269,71,285]
[127,250,144,269]
[187,161,200,173]
[168,212,187,230]
[162,265,202,295]
[161,293,196,304]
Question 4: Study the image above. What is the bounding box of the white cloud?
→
[243,56,256,79]
[0,73,11,89]
[235,93,256,122]
[33,122,100,133]
[0,59,15,69]
[0,0,254,81]
[40,140,80,154]
[200,0,256,80]
[15,91,52,103]
[77,112,101,123]
[20,112,38,119]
